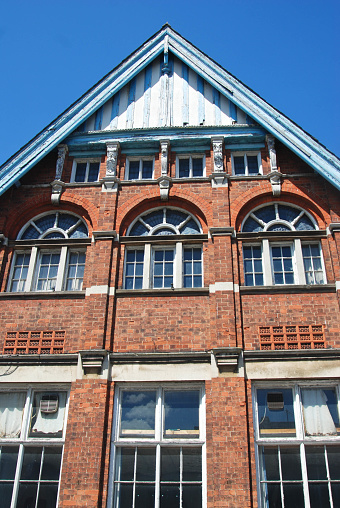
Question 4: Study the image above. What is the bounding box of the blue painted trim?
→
[213,88,221,125]
[94,106,103,130]
[143,64,152,128]
[69,151,105,158]
[197,75,205,125]
[1,25,339,196]
[229,101,237,122]
[182,63,189,125]
[110,92,120,128]
[126,78,136,129]
[227,143,265,151]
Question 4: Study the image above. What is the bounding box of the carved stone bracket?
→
[212,136,224,173]
[106,141,119,177]
[268,171,282,196]
[55,144,68,180]
[102,176,120,192]
[160,140,170,176]
[213,348,242,373]
[266,135,278,172]
[79,349,108,377]
[157,175,172,201]
[209,173,228,188]
[0,233,8,246]
[51,180,65,205]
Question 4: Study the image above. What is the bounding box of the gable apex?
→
[0,25,339,195]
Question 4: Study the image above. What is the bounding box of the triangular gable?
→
[0,24,339,195]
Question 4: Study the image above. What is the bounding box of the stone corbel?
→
[213,348,242,373]
[0,233,8,246]
[211,136,228,187]
[268,171,282,196]
[157,175,172,201]
[79,350,108,377]
[102,141,120,192]
[51,180,65,205]
[160,140,170,176]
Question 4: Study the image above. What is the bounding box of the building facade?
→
[0,25,339,508]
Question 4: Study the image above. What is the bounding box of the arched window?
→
[124,208,204,290]
[8,212,88,292]
[241,203,326,286]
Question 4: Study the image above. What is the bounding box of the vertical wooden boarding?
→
[213,88,221,125]
[197,75,205,125]
[229,100,237,123]
[110,92,120,129]
[143,65,152,128]
[94,106,103,130]
[182,63,189,125]
[126,78,136,129]
[168,53,174,127]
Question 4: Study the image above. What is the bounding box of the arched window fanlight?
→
[127,208,202,236]
[18,212,88,240]
[242,203,317,233]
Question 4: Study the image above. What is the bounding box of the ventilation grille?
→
[3,331,65,355]
[259,325,325,350]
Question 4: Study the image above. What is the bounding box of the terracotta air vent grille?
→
[259,325,325,351]
[3,331,65,355]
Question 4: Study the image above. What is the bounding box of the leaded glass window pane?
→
[10,253,30,292]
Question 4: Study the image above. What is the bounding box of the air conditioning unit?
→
[267,392,284,411]
[40,394,59,414]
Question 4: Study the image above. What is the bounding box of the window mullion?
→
[175,242,182,288]
[25,246,38,291]
[10,443,24,508]
[262,240,272,285]
[294,239,306,285]
[300,444,311,508]
[324,446,334,508]
[155,444,161,508]
[56,246,68,291]
[143,244,151,289]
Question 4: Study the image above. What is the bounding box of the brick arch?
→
[117,188,212,235]
[4,192,98,239]
[232,184,330,232]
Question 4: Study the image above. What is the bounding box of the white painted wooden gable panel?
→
[82,55,248,132]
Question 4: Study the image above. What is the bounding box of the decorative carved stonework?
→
[160,140,170,176]
[209,173,228,188]
[268,171,282,196]
[266,135,278,172]
[55,144,68,180]
[102,176,119,192]
[51,180,64,205]
[157,176,172,201]
[106,142,119,176]
[212,137,224,173]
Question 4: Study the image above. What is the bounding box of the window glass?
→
[271,246,294,285]
[129,160,140,179]
[120,391,156,437]
[142,160,153,179]
[233,156,245,175]
[257,389,296,437]
[35,252,61,291]
[247,155,259,174]
[0,392,26,438]
[302,244,325,285]
[192,158,203,177]
[74,161,99,182]
[243,246,263,286]
[9,253,30,292]
[74,162,87,182]
[65,251,86,291]
[183,248,202,288]
[88,162,100,182]
[301,388,339,436]
[164,391,199,438]
[125,250,144,290]
[153,249,174,288]
[29,392,67,438]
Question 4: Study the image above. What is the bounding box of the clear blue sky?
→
[0,0,339,165]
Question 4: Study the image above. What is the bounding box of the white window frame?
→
[176,155,206,178]
[243,240,327,286]
[70,159,100,183]
[231,152,262,176]
[0,386,69,508]
[253,382,340,508]
[123,244,203,290]
[7,247,86,293]
[125,157,154,180]
[107,383,206,508]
